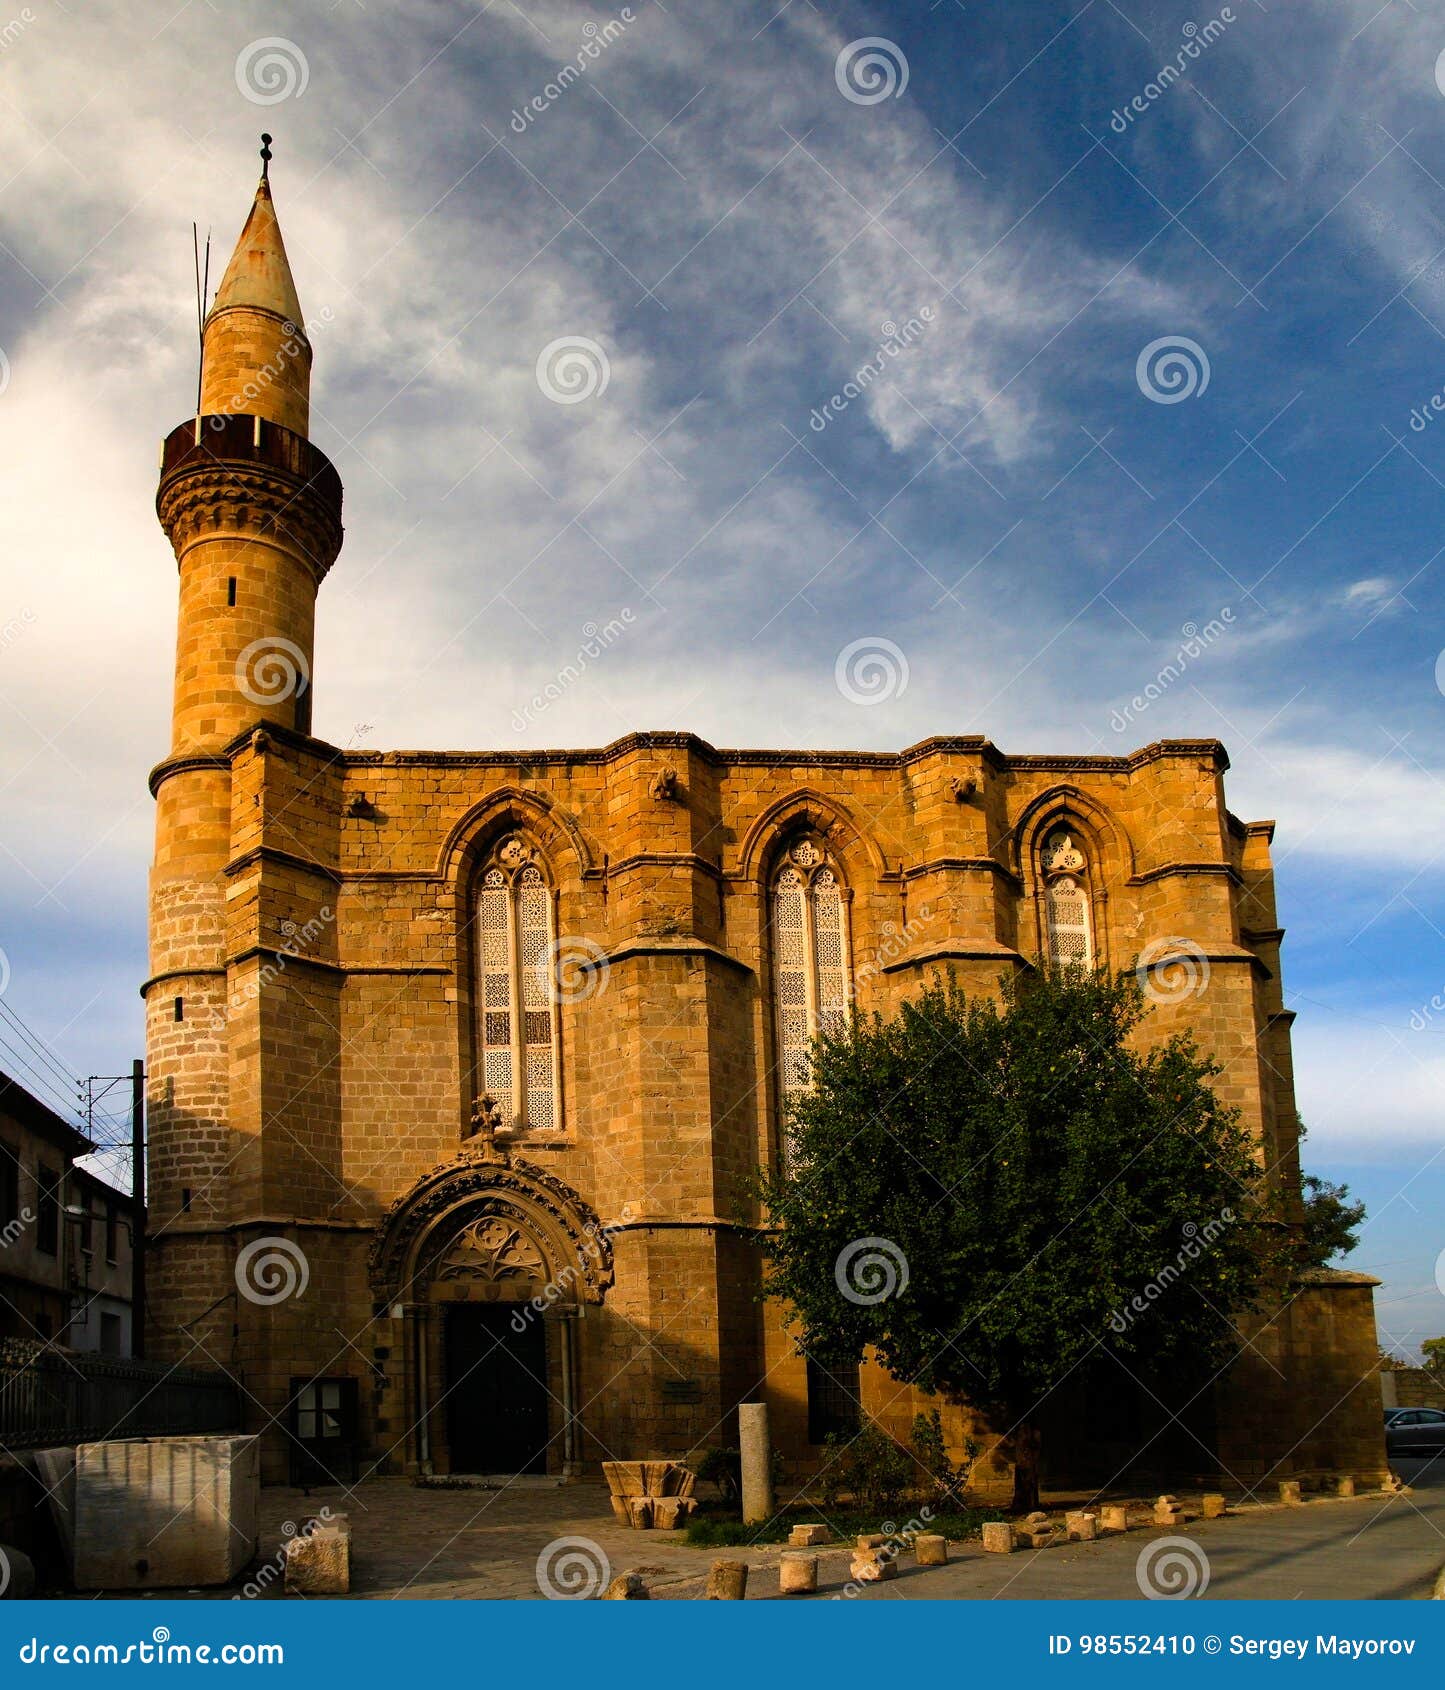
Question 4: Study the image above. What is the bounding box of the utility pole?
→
[131,1058,145,1359]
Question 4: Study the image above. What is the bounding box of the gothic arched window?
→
[1040,827,1093,970]
[772,839,851,1151]
[476,836,559,1133]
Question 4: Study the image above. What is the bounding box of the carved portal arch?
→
[367,1145,614,1308]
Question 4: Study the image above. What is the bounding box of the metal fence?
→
[0,1351,242,1448]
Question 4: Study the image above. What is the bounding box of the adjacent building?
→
[65,1164,140,1358]
[0,1074,93,1346]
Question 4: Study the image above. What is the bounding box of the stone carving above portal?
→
[433,1217,547,1288]
[367,1146,615,1308]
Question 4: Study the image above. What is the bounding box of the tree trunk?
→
[1009,1421,1041,1513]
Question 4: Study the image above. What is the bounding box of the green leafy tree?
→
[1422,1337,1445,1381]
[1298,1175,1366,1267]
[1294,1121,1366,1268]
[756,971,1287,1511]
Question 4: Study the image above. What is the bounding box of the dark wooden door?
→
[444,1305,549,1473]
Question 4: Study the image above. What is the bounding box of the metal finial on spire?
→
[260,133,273,178]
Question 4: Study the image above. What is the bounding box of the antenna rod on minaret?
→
[260,132,272,180]
[193,223,211,415]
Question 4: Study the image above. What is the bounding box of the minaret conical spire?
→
[199,136,311,435]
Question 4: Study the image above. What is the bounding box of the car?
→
[1384,1407,1445,1454]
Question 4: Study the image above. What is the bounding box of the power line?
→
[0,997,84,1102]
[0,1032,84,1123]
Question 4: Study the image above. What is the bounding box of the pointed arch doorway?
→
[369,1141,614,1477]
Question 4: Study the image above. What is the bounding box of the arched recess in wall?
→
[741,792,883,1169]
[1010,786,1134,972]
[438,788,597,1141]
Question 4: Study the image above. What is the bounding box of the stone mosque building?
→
[144,150,1386,1495]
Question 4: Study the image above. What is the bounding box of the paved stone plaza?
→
[221,1456,1445,1602]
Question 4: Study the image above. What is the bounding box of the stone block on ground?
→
[914,1533,947,1566]
[981,1522,1016,1554]
[706,1558,748,1600]
[856,1532,886,1549]
[1331,1475,1355,1498]
[779,1552,818,1594]
[602,1461,647,1497]
[1098,1505,1130,1535]
[849,1549,897,1582]
[651,1496,694,1529]
[1278,1479,1303,1506]
[642,1460,673,1496]
[283,1517,350,1596]
[1065,1510,1097,1541]
[70,1435,260,1591]
[789,1524,829,1547]
[31,1447,76,1570]
[603,1571,650,1599]
[626,1496,654,1529]
[0,1545,36,1600]
[1201,1494,1227,1519]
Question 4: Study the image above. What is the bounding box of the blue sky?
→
[0,0,1441,1353]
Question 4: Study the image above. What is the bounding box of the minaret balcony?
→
[159,414,341,516]
[156,413,343,578]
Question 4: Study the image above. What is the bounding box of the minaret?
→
[147,139,343,1366]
